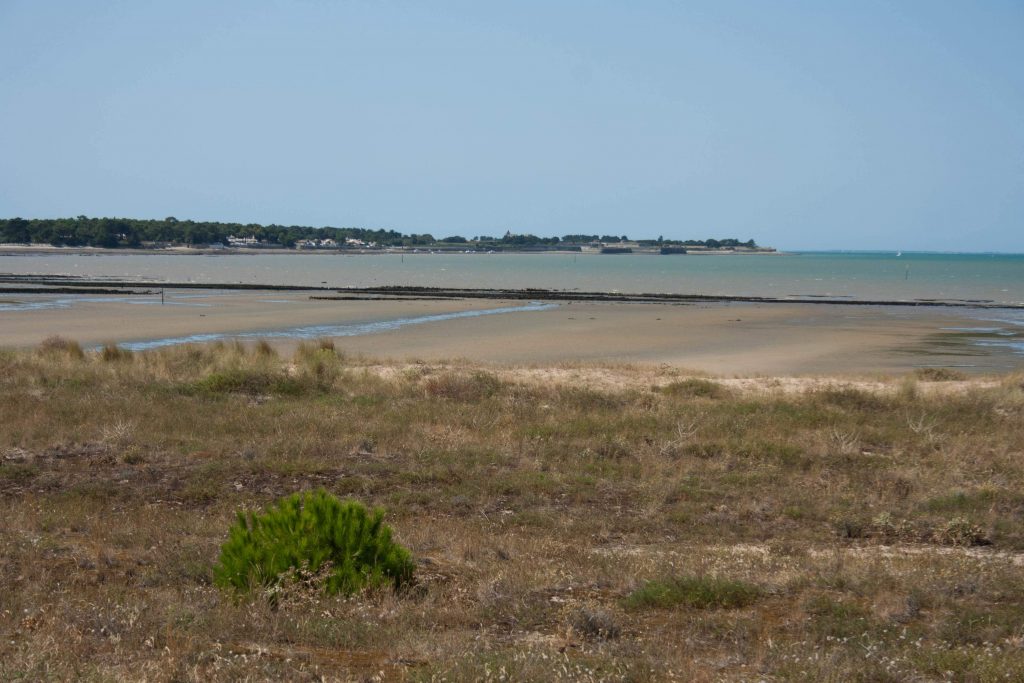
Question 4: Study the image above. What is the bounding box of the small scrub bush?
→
[423,371,502,401]
[37,335,85,359]
[782,504,810,520]
[914,367,967,382]
[835,516,869,539]
[734,439,807,468]
[100,343,133,362]
[294,338,344,362]
[897,376,920,401]
[805,595,874,639]
[924,489,997,513]
[570,605,621,640]
[181,474,221,504]
[555,386,627,411]
[681,441,726,459]
[0,463,39,484]
[818,387,887,411]
[253,339,277,357]
[662,378,730,399]
[191,367,305,396]
[870,512,913,541]
[932,516,990,547]
[292,342,345,390]
[624,576,760,610]
[214,490,414,597]
[937,604,1024,646]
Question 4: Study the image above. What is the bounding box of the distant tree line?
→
[0,216,758,250]
[0,216,420,248]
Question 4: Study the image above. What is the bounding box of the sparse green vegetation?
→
[422,370,503,401]
[215,490,413,597]
[914,366,968,381]
[661,377,731,399]
[0,343,1022,680]
[625,576,761,610]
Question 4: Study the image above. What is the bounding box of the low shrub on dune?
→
[214,490,415,598]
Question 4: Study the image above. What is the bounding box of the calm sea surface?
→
[1,251,1022,305]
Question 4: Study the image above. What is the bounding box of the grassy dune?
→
[1,339,1023,681]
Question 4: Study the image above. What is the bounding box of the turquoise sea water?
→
[1,251,1022,305]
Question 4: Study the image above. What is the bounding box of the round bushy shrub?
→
[214,490,414,597]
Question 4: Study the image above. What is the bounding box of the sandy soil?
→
[1,290,1020,375]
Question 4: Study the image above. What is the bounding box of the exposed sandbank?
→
[1,289,1020,375]
[323,301,1021,375]
[0,291,510,349]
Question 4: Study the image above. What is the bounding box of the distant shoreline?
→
[5,244,1024,258]
[0,243,782,257]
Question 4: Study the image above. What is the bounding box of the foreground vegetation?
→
[215,490,415,599]
[1,340,1022,681]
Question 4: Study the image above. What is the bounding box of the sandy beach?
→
[330,300,1020,375]
[1,289,1019,375]
[0,291,507,349]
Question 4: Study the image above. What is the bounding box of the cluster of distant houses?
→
[294,237,377,249]
[198,234,768,254]
[205,236,378,250]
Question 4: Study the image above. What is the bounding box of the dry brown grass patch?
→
[0,343,1022,680]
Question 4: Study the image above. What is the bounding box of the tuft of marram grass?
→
[422,370,503,401]
[36,335,84,359]
[100,342,133,362]
[253,339,277,358]
[660,377,731,399]
[914,367,968,382]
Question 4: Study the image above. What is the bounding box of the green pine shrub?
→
[214,490,414,597]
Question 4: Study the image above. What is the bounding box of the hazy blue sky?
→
[2,1,1022,251]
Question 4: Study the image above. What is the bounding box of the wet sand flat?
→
[0,291,509,349]
[329,301,1021,375]
[2,290,1020,375]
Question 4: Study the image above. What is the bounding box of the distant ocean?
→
[1,250,1022,305]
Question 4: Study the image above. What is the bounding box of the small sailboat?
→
[896,250,902,257]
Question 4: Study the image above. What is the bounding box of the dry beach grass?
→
[1,339,1023,680]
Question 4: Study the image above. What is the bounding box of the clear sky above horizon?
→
[1,1,1022,251]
